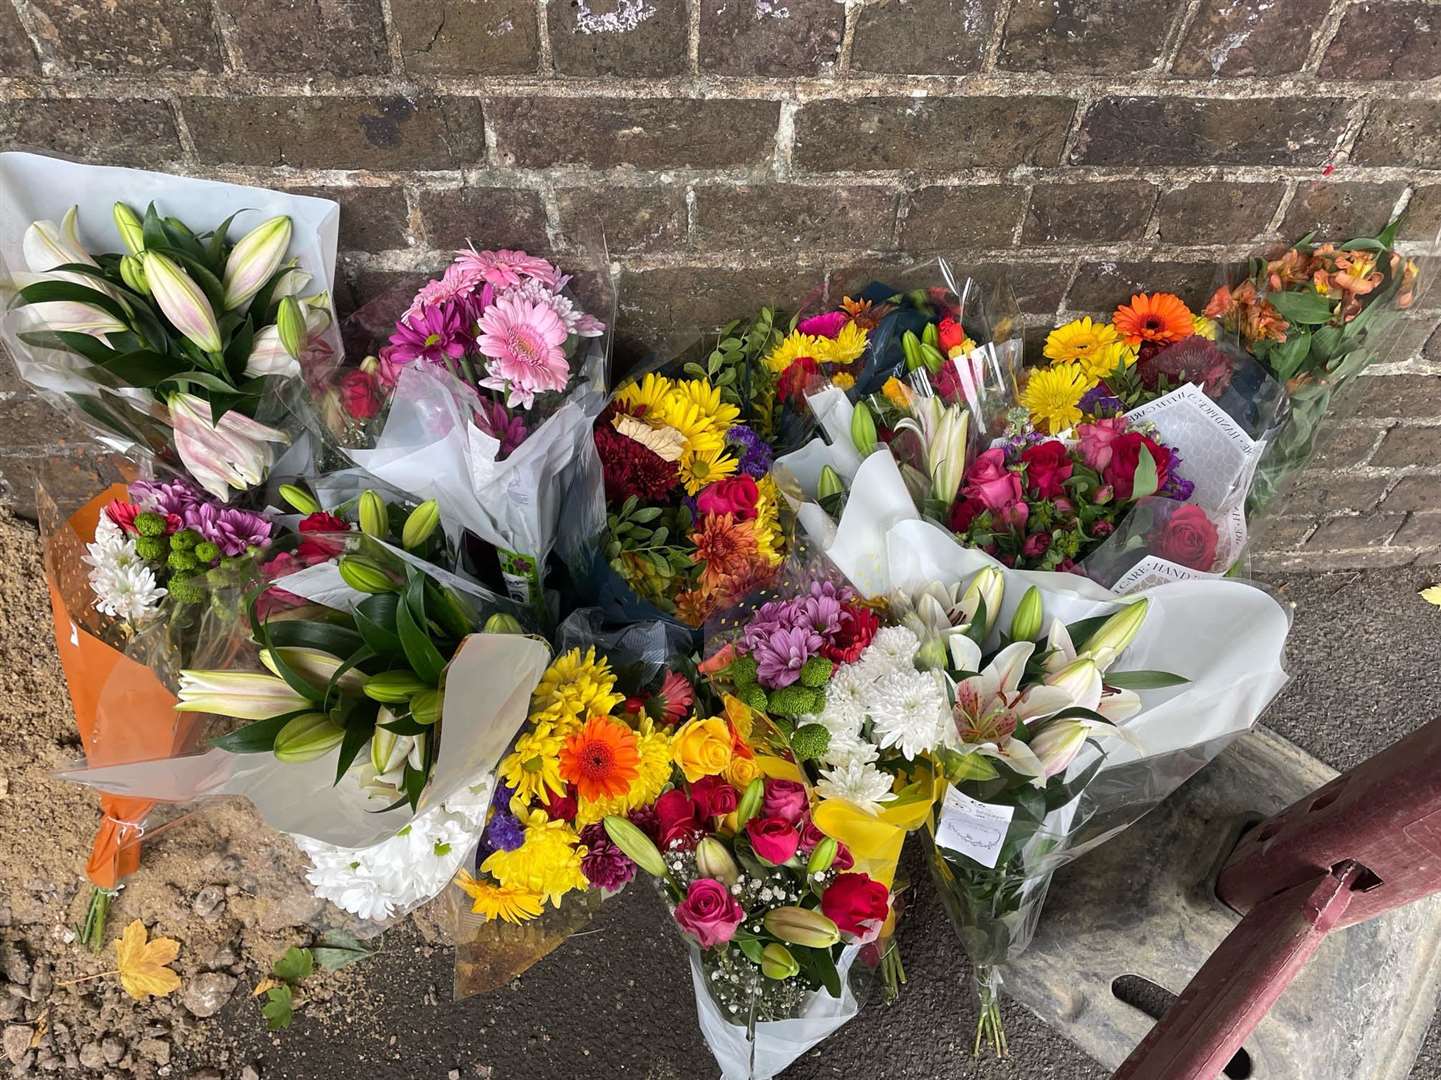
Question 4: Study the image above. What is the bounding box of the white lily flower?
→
[17,300,127,337]
[1097,687,1143,723]
[23,207,97,271]
[175,670,310,719]
[244,301,329,379]
[168,392,290,500]
[259,647,366,695]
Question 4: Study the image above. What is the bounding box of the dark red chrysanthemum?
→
[593,406,679,505]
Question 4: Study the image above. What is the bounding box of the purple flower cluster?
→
[1079,384,1126,418]
[1000,428,1052,465]
[726,424,774,478]
[183,503,273,556]
[741,579,853,689]
[385,299,476,368]
[1158,445,1196,502]
[473,398,529,458]
[479,807,525,856]
[131,477,204,518]
[578,822,637,891]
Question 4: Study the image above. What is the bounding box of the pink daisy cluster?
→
[381,247,607,414]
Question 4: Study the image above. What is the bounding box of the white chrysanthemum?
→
[817,760,895,816]
[866,668,949,760]
[819,727,880,769]
[294,775,495,923]
[862,625,922,674]
[84,523,165,623]
[817,663,869,737]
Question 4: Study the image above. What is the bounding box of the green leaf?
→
[311,931,373,973]
[1266,289,1335,326]
[105,350,191,387]
[396,574,446,685]
[166,369,248,396]
[1267,330,1312,384]
[353,593,404,657]
[225,318,255,382]
[1104,669,1190,690]
[209,712,305,754]
[249,606,326,704]
[792,944,842,998]
[142,202,168,251]
[379,714,431,736]
[402,762,426,813]
[334,701,376,786]
[736,936,765,965]
[265,619,366,658]
[272,946,314,984]
[206,210,242,271]
[1129,443,1159,500]
[261,984,294,1031]
[1064,614,1112,651]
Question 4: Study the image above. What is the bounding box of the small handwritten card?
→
[935,787,1015,869]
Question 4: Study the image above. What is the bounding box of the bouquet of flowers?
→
[0,152,341,500]
[314,246,613,607]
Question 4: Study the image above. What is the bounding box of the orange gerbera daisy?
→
[1112,293,1194,346]
[557,716,640,802]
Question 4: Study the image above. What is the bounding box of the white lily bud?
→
[175,670,310,720]
[1082,599,1149,672]
[19,300,126,337]
[112,202,145,255]
[222,215,292,311]
[1031,721,1088,779]
[243,325,301,379]
[1044,657,1103,709]
[930,405,970,506]
[143,251,222,353]
[960,566,1004,637]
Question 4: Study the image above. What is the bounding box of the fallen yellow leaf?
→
[113,920,181,1001]
[251,977,279,998]
[1422,585,1441,607]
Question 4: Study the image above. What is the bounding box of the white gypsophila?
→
[816,759,896,816]
[84,518,166,622]
[294,775,495,923]
[866,667,950,760]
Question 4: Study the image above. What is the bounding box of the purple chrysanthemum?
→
[726,424,774,478]
[131,477,204,518]
[1158,446,1196,501]
[747,625,824,689]
[480,809,525,855]
[578,822,637,891]
[184,503,272,556]
[386,299,475,368]
[473,398,530,458]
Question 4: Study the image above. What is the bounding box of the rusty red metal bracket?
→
[1113,717,1441,1080]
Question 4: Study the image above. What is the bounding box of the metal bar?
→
[1111,863,1361,1080]
[1217,716,1441,928]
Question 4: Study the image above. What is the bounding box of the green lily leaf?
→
[1105,669,1190,690]
[210,710,309,754]
[353,593,404,657]
[396,574,447,685]
[1267,289,1335,326]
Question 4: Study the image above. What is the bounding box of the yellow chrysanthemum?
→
[831,371,855,390]
[947,335,978,360]
[574,717,673,826]
[652,395,727,457]
[763,331,823,374]
[882,377,913,409]
[1019,363,1087,435]
[751,476,784,564]
[1044,317,1120,381]
[813,322,868,365]
[1192,315,1218,340]
[481,810,588,908]
[531,647,625,725]
[678,446,738,495]
[666,378,741,432]
[615,372,673,417]
[1096,340,1137,376]
[454,871,544,924]
[499,721,567,805]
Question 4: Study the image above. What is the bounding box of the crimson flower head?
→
[777,357,821,404]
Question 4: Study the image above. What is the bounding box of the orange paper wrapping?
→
[44,484,198,890]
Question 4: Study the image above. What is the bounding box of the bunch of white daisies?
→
[83,514,167,623]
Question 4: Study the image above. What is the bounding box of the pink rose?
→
[696,475,760,521]
[963,449,1024,512]
[761,779,808,826]
[1022,531,1051,559]
[674,878,745,948]
[998,501,1029,531]
[1076,417,1128,472]
[746,816,801,865]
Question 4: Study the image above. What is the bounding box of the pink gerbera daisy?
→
[404,261,483,321]
[650,671,695,726]
[453,247,560,290]
[476,293,570,408]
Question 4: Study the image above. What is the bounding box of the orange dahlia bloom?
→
[692,513,761,594]
[1113,292,1195,346]
[558,716,640,802]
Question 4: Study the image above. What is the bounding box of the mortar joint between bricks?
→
[375,0,409,75]
[1304,0,1361,75]
[208,0,247,74]
[1159,0,1208,75]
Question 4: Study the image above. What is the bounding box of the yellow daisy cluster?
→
[530,646,625,727]
[1043,317,1136,386]
[480,810,589,908]
[1019,363,1088,435]
[615,373,743,495]
[751,476,785,565]
[762,322,869,374]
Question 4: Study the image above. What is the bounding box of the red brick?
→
[1064,261,1219,312]
[1154,182,1285,244]
[1321,2,1441,81]
[1309,425,1381,469]
[617,266,805,340]
[26,0,222,73]
[701,0,843,76]
[1371,424,1441,468]
[1353,101,1441,168]
[901,185,1026,250]
[0,448,114,522]
[999,0,1188,74]
[1022,181,1157,244]
[851,0,994,75]
[551,0,686,77]
[1345,375,1441,420]
[1280,182,1408,244]
[391,0,539,75]
[1072,97,1348,167]
[795,97,1076,171]
[976,262,1072,316]
[1390,512,1441,556]
[219,0,389,75]
[693,184,898,252]
[283,185,411,253]
[1276,475,1390,516]
[415,187,550,254]
[555,186,686,255]
[0,98,182,168]
[1248,516,1315,553]
[1399,185,1441,243]
[488,98,781,169]
[1173,0,1329,77]
[1304,513,1406,551]
[0,4,39,74]
[1381,475,1441,514]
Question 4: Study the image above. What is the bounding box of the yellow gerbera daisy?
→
[831,371,856,390]
[531,647,625,724]
[454,871,544,924]
[499,721,567,805]
[615,372,673,417]
[763,331,823,374]
[1019,363,1087,435]
[1044,317,1120,381]
[678,446,738,495]
[574,717,672,826]
[813,322,868,365]
[652,395,727,457]
[665,378,741,432]
[481,810,588,908]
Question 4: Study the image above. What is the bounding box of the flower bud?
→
[960,566,1004,637]
[401,498,440,551]
[222,215,293,311]
[1031,720,1088,779]
[119,253,149,295]
[370,716,412,774]
[763,906,840,949]
[278,483,320,515]
[409,688,441,727]
[359,354,381,375]
[142,251,222,353]
[817,465,844,503]
[358,490,388,539]
[735,777,765,827]
[23,207,97,271]
[1044,657,1102,706]
[338,555,395,594]
[806,836,837,876]
[113,202,145,255]
[1082,599,1149,671]
[273,712,345,763]
[275,295,306,359]
[760,943,800,981]
[1010,586,1043,643]
[695,837,739,886]
[363,670,430,703]
[603,815,667,879]
[483,612,525,635]
[19,300,127,337]
[850,400,877,457]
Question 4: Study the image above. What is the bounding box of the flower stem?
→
[80,887,114,953]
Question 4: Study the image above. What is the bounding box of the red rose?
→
[1020,441,1073,500]
[948,496,986,533]
[797,818,827,855]
[690,775,739,819]
[761,780,808,826]
[963,449,1024,512]
[339,368,383,420]
[696,475,760,521]
[777,357,820,404]
[674,878,745,948]
[746,816,800,865]
[297,511,350,563]
[821,873,890,939]
[1103,433,1171,502]
[833,842,854,871]
[937,317,967,355]
[654,789,704,850]
[1151,503,1220,571]
[1022,531,1051,559]
[931,355,962,403]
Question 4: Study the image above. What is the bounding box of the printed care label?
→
[935,787,1015,869]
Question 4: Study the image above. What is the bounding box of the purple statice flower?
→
[578,822,637,891]
[1158,446,1196,501]
[748,625,824,689]
[491,781,516,809]
[130,477,204,518]
[1000,428,1051,465]
[1080,384,1125,418]
[473,398,529,457]
[726,424,774,478]
[385,299,475,368]
[479,809,525,856]
[184,503,272,556]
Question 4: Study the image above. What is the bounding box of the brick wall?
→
[0,0,1438,569]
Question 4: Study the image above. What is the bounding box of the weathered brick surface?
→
[0,0,1436,567]
[1072,97,1348,167]
[700,0,844,76]
[794,97,1076,171]
[1172,0,1329,78]
[550,0,687,77]
[26,0,223,73]
[850,0,994,75]
[391,0,540,75]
